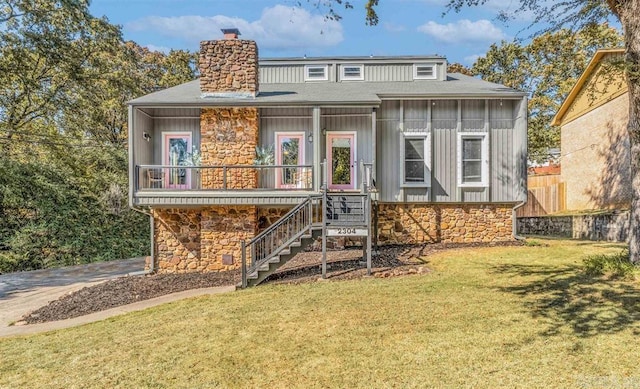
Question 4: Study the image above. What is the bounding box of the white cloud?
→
[417,19,506,44]
[383,22,406,32]
[144,44,170,54]
[464,54,482,64]
[127,5,343,51]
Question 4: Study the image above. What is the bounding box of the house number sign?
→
[326,227,368,237]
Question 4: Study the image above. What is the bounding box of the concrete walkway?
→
[0,258,237,337]
[0,258,149,337]
[0,285,235,338]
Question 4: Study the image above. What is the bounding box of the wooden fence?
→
[516,175,566,217]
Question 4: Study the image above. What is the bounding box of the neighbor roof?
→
[552,48,625,126]
[128,74,526,107]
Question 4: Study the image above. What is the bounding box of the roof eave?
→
[552,48,624,126]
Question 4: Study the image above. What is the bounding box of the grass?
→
[584,249,639,278]
[1,239,639,388]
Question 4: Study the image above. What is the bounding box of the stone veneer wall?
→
[377,203,514,244]
[200,108,259,189]
[199,39,258,97]
[153,206,257,273]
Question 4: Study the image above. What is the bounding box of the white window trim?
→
[400,132,431,187]
[275,131,306,189]
[304,64,328,82]
[457,132,489,188]
[413,63,437,80]
[341,64,364,81]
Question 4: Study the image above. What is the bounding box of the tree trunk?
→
[620,1,640,264]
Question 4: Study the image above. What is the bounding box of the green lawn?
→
[1,239,639,388]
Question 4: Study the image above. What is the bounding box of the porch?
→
[129,106,376,206]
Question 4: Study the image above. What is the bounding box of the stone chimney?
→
[199,28,259,98]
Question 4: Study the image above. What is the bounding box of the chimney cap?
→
[221,28,241,39]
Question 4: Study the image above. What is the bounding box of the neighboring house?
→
[128,29,527,282]
[552,48,630,211]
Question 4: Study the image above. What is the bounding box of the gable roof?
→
[128,73,526,107]
[552,48,627,126]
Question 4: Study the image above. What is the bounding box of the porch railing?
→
[135,164,314,191]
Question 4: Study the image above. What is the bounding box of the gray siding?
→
[260,65,305,83]
[132,109,154,191]
[432,100,458,202]
[377,98,525,204]
[259,108,314,189]
[377,101,401,201]
[260,61,447,83]
[321,108,373,190]
[151,108,201,164]
[365,64,413,82]
[260,64,336,83]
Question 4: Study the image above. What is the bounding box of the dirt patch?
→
[21,241,522,324]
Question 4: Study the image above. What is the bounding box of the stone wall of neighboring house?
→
[517,211,629,242]
[376,203,514,244]
[561,93,630,211]
[152,206,257,273]
[199,39,259,97]
[200,107,259,189]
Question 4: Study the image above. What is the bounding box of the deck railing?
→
[135,164,314,191]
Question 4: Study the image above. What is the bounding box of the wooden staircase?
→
[241,160,374,288]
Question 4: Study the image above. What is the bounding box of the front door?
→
[326,132,356,190]
[162,132,192,189]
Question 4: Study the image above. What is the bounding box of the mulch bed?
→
[21,241,522,324]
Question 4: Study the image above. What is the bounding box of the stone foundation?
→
[151,203,514,273]
[152,206,256,273]
[377,203,514,244]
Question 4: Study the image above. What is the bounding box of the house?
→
[127,29,528,284]
[552,48,630,211]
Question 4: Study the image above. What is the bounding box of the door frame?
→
[274,131,306,189]
[326,131,357,190]
[161,131,192,189]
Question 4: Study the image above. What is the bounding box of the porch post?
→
[313,106,321,191]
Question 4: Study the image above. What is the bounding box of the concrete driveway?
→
[0,258,147,329]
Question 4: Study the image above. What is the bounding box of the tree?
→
[472,26,622,162]
[0,0,198,272]
[329,0,640,264]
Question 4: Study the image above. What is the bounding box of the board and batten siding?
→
[150,108,201,165]
[260,64,336,83]
[259,62,446,83]
[132,109,154,191]
[377,99,525,204]
[321,108,374,190]
[259,108,313,190]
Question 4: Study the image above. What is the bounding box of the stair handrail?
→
[241,195,322,288]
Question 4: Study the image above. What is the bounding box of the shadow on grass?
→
[491,263,640,338]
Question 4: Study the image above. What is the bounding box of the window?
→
[341,64,364,81]
[401,133,431,187]
[457,133,489,187]
[413,63,437,80]
[304,65,328,81]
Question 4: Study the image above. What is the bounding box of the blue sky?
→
[90,0,541,65]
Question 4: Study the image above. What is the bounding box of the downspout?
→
[130,205,155,273]
[512,201,526,241]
